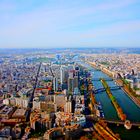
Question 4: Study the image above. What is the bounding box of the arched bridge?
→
[94,86,123,94]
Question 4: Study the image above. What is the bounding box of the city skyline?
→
[0,0,140,48]
[1,49,140,139]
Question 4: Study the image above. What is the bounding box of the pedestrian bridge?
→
[94,86,123,93]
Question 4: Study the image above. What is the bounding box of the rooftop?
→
[12,108,26,117]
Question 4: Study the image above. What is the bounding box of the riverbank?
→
[88,61,114,77]
[116,79,140,108]
[88,61,140,108]
[88,81,104,118]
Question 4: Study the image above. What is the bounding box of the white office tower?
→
[60,66,64,84]
[64,101,72,113]
[53,77,58,91]
[69,70,74,78]
[60,66,68,84]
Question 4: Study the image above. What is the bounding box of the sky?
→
[0,0,140,48]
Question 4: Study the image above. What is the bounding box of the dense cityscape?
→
[1,0,140,139]
[0,48,140,140]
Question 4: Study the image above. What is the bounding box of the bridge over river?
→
[94,86,123,93]
[92,78,113,81]
[85,115,140,127]
[78,61,140,122]
[104,120,140,127]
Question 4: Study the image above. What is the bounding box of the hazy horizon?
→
[0,46,140,49]
[0,0,140,48]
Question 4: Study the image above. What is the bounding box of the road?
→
[26,62,42,121]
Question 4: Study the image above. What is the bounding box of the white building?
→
[60,66,65,84]
[53,77,58,91]
[3,99,10,105]
[64,101,72,113]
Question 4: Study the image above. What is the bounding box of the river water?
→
[83,63,140,122]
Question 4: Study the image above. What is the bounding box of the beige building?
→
[64,101,72,113]
[15,97,29,108]
[33,94,71,113]
[30,110,51,131]
[33,97,57,112]
[12,108,27,121]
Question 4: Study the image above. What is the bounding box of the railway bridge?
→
[94,86,123,94]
